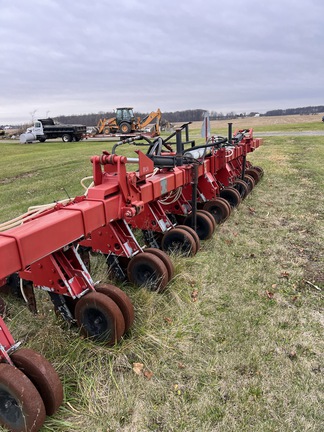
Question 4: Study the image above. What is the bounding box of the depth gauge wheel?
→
[127,252,169,291]
[95,283,134,332]
[161,227,197,256]
[219,187,242,208]
[11,348,63,416]
[203,198,231,224]
[184,211,215,240]
[144,248,175,281]
[251,165,264,178]
[75,292,125,344]
[245,168,261,184]
[216,198,235,215]
[175,225,200,252]
[233,179,249,199]
[243,174,256,192]
[196,209,216,231]
[0,363,46,432]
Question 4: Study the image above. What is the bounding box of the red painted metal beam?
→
[0,136,262,280]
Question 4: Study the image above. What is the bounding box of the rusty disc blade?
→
[175,225,200,252]
[233,179,249,199]
[197,209,217,231]
[216,196,232,215]
[75,292,125,345]
[244,174,256,192]
[95,283,134,332]
[127,252,169,291]
[251,165,264,178]
[161,227,197,257]
[219,187,242,207]
[184,212,214,240]
[11,348,63,416]
[245,168,261,184]
[0,363,46,432]
[144,248,175,281]
[203,198,231,224]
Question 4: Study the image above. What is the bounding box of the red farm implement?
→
[0,123,262,431]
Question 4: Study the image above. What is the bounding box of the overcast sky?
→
[0,0,323,124]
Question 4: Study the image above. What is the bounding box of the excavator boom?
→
[138,109,161,129]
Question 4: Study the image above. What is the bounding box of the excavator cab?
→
[116,108,135,122]
[115,108,136,133]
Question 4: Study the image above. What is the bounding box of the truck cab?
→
[32,121,45,138]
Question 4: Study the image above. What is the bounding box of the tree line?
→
[263,105,324,116]
[53,105,324,126]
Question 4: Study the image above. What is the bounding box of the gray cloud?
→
[1,0,323,123]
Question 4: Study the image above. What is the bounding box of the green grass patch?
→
[245,121,324,133]
[0,136,323,431]
[185,120,324,138]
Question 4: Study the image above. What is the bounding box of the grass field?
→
[186,113,324,136]
[0,125,323,431]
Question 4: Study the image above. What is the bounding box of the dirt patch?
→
[304,262,324,286]
[289,240,324,287]
[0,171,38,184]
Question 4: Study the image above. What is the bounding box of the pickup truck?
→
[20,118,86,143]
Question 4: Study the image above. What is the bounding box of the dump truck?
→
[20,118,86,143]
[95,108,162,136]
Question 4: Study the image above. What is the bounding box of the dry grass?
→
[185,113,324,131]
[0,132,323,431]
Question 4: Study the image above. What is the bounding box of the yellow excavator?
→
[95,108,162,135]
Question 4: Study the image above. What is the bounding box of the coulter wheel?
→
[251,165,264,178]
[175,225,200,252]
[233,179,249,199]
[161,227,197,257]
[245,168,261,184]
[75,292,125,344]
[0,363,46,432]
[144,248,175,281]
[127,252,169,292]
[11,348,63,416]
[95,283,134,332]
[219,187,242,208]
[218,196,232,214]
[203,198,231,224]
[184,211,215,240]
[243,174,256,193]
[197,209,217,231]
